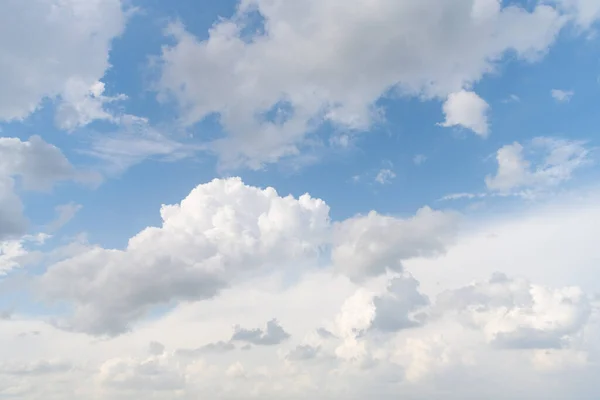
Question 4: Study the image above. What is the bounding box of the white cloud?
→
[158,0,565,168]
[0,136,98,240]
[550,0,600,28]
[38,178,458,335]
[2,188,600,399]
[485,137,590,193]
[551,88,574,102]
[55,80,127,131]
[0,234,48,275]
[0,0,126,123]
[375,168,396,184]
[437,274,591,349]
[81,115,200,174]
[439,90,490,136]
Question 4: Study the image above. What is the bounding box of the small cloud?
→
[413,154,427,165]
[551,89,574,103]
[502,94,521,103]
[439,90,490,137]
[375,169,396,185]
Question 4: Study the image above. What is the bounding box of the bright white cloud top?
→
[0,0,600,399]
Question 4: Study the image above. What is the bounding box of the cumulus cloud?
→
[332,207,460,282]
[437,273,592,349]
[439,90,490,136]
[0,0,126,123]
[371,274,430,332]
[2,192,600,399]
[485,137,590,193]
[158,0,566,167]
[38,178,456,335]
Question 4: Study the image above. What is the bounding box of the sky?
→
[1,0,600,398]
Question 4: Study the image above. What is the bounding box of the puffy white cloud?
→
[0,0,126,123]
[485,137,590,193]
[437,273,592,349]
[38,177,457,335]
[551,88,574,102]
[0,234,48,275]
[39,177,330,335]
[439,90,490,136]
[158,0,565,167]
[2,191,600,398]
[550,0,600,28]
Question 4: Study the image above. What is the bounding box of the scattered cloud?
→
[551,89,574,102]
[0,136,98,240]
[439,90,490,137]
[375,168,396,184]
[485,137,591,193]
[38,178,458,335]
[158,0,565,167]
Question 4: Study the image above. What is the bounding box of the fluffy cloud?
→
[485,137,590,193]
[439,90,490,136]
[551,0,600,28]
[158,0,565,167]
[332,208,460,282]
[371,274,430,332]
[437,273,592,349]
[0,0,125,123]
[38,177,457,336]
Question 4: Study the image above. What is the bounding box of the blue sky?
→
[2,0,600,398]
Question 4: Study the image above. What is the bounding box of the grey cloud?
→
[287,345,320,361]
[231,319,291,346]
[0,136,97,241]
[371,275,430,332]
